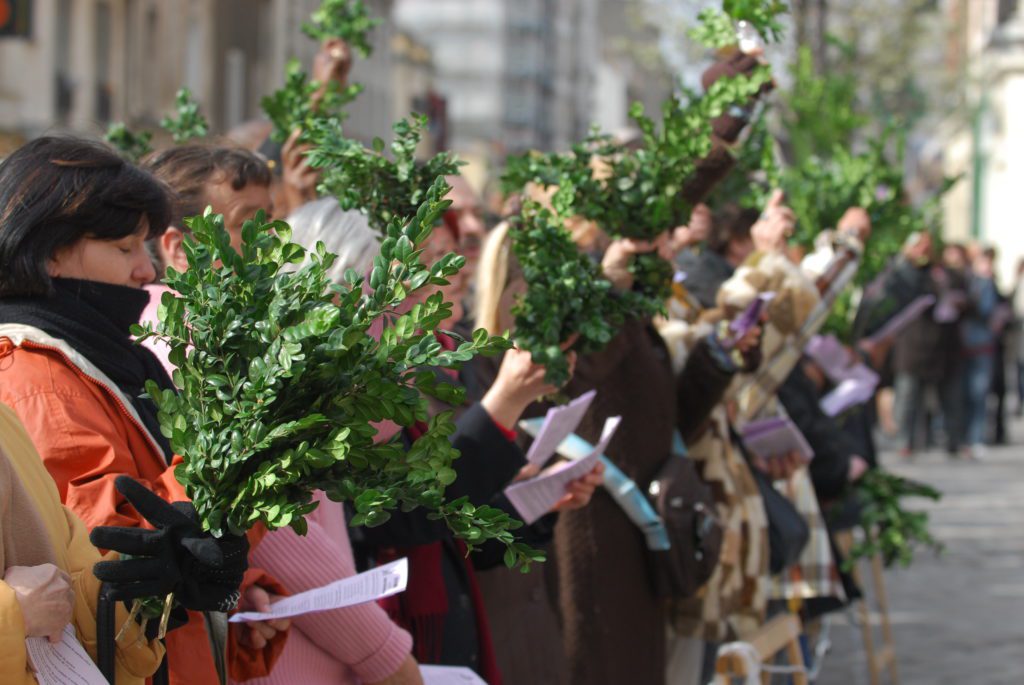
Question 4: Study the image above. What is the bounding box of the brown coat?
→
[554,321,733,685]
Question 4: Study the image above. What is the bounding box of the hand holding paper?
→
[505,416,621,524]
[229,558,408,623]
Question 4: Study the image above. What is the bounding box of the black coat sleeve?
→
[676,337,737,444]
[777,366,860,501]
[351,402,526,551]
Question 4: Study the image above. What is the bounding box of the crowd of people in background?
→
[0,27,977,685]
[870,231,1024,460]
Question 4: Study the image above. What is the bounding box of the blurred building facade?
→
[394,0,673,175]
[0,0,434,149]
[940,0,1024,282]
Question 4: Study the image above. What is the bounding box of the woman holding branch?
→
[0,137,288,685]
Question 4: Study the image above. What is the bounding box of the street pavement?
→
[817,424,1024,685]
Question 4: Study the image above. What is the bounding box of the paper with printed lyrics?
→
[505,415,621,524]
[867,294,936,344]
[229,558,408,623]
[524,390,597,466]
[740,415,815,463]
[26,624,108,685]
[421,665,488,684]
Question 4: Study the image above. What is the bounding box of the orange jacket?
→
[0,325,286,685]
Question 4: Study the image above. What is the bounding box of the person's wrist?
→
[481,385,530,429]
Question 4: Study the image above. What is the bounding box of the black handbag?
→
[645,453,723,599]
[752,468,809,574]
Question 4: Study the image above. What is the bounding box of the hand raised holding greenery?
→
[302,0,380,57]
[262,59,362,145]
[508,202,656,386]
[133,175,542,569]
[305,114,461,235]
[506,69,770,307]
[691,0,789,48]
[160,88,210,144]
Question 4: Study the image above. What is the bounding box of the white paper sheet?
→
[229,558,408,623]
[820,376,879,417]
[523,390,597,466]
[867,294,936,344]
[25,624,108,685]
[505,415,621,524]
[421,665,489,684]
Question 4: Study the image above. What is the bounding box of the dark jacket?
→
[552,320,735,685]
[350,402,528,676]
[684,249,736,310]
[777,365,861,502]
[885,259,955,381]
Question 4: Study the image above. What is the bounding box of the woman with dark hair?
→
[0,137,287,685]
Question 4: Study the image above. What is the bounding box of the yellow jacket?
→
[0,403,164,684]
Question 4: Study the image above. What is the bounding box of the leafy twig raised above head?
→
[303,0,380,57]
[160,88,210,144]
[261,59,362,145]
[104,123,154,162]
[305,114,462,235]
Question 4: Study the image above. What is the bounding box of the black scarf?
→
[0,278,175,461]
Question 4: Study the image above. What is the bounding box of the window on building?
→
[54,0,72,123]
[999,0,1019,24]
[94,0,113,122]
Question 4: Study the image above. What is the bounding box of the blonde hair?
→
[474,220,514,336]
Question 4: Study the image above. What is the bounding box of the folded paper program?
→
[524,390,597,466]
[740,415,815,462]
[505,415,621,524]
[723,292,775,348]
[820,376,879,416]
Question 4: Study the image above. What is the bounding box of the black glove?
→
[91,476,249,613]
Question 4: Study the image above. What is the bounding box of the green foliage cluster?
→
[505,69,771,305]
[104,89,207,158]
[508,203,656,386]
[104,123,153,162]
[302,0,380,57]
[261,59,362,144]
[845,470,943,569]
[783,46,868,166]
[134,178,542,569]
[160,88,210,144]
[305,114,461,235]
[690,0,789,48]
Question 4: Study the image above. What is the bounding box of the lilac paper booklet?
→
[740,415,815,462]
[524,390,597,466]
[505,415,620,524]
[820,376,878,417]
[867,294,936,344]
[722,292,775,348]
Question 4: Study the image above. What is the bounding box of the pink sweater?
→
[139,284,175,377]
[239,491,414,684]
